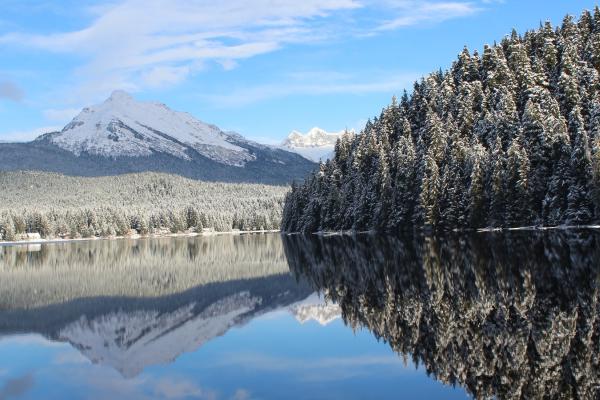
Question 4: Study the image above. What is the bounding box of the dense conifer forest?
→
[283,9,600,232]
[0,171,286,241]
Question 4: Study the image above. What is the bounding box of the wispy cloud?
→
[0,81,24,102]
[204,70,419,107]
[0,0,360,100]
[375,1,480,31]
[215,352,408,382]
[43,107,80,123]
[153,377,214,400]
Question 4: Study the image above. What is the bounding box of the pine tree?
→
[418,152,441,228]
[488,136,506,226]
[566,107,594,224]
[0,216,15,241]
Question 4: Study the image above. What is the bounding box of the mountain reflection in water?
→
[0,235,316,378]
[283,230,600,400]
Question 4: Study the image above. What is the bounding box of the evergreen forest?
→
[0,171,286,241]
[283,9,600,232]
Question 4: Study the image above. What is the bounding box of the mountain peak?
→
[282,127,345,148]
[281,127,351,162]
[46,91,256,166]
[290,294,341,326]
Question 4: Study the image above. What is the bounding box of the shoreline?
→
[287,225,600,237]
[0,229,281,247]
[4,224,599,246]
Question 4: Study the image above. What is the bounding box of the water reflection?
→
[3,231,594,398]
[0,235,316,377]
[283,230,600,399]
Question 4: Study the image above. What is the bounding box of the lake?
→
[0,231,598,399]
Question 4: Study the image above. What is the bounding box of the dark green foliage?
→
[283,9,600,232]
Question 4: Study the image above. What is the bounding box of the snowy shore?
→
[0,229,281,247]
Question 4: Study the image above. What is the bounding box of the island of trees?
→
[283,9,600,232]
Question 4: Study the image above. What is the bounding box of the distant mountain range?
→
[281,127,349,162]
[0,91,316,184]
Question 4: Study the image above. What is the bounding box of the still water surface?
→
[0,231,598,399]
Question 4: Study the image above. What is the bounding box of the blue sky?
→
[0,0,598,143]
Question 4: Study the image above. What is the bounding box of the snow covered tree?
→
[282,8,600,232]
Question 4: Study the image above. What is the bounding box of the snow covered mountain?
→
[0,92,316,184]
[281,127,349,162]
[48,90,252,167]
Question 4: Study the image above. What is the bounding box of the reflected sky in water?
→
[0,312,465,400]
[0,234,468,400]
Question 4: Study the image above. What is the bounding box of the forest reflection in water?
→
[283,230,600,400]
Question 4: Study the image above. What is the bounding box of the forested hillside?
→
[0,171,286,241]
[283,9,600,232]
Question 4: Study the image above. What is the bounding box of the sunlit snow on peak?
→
[48,91,255,166]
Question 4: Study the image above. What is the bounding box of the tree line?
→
[0,171,286,241]
[283,9,600,232]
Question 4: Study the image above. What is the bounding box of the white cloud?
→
[140,66,192,89]
[376,1,480,31]
[216,352,409,382]
[0,0,360,100]
[153,378,210,400]
[204,71,419,107]
[0,334,66,347]
[76,368,214,400]
[53,351,90,366]
[231,389,251,400]
[0,0,481,102]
